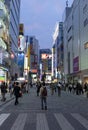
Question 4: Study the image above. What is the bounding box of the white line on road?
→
[11,113,27,130]
[54,113,75,130]
[0,113,10,126]
[36,113,49,130]
[71,113,88,129]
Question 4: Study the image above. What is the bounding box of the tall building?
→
[63,0,88,83]
[52,23,59,78]
[57,22,64,81]
[9,0,21,54]
[52,22,64,80]
[24,36,40,81]
[0,0,9,83]
[5,0,21,79]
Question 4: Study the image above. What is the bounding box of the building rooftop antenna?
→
[66,0,68,7]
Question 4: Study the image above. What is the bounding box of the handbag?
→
[19,91,22,97]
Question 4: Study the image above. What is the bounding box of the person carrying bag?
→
[40,84,47,110]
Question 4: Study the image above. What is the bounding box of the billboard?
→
[41,54,49,59]
[73,56,79,72]
[17,53,24,67]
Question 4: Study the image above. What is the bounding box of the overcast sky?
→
[20,0,73,49]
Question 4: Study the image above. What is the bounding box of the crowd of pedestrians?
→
[65,82,88,95]
[0,79,88,109]
[0,81,29,104]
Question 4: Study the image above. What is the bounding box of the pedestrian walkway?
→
[0,92,14,107]
[0,86,88,129]
[0,86,87,110]
[0,112,88,130]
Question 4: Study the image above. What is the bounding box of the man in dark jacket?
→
[0,82,7,101]
[13,82,20,105]
[40,84,47,110]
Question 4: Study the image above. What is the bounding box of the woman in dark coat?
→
[13,82,20,105]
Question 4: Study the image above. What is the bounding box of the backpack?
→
[42,87,47,96]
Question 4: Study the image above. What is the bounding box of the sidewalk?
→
[0,92,14,107]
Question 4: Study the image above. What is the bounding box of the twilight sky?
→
[20,0,73,49]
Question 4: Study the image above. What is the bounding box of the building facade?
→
[0,0,10,83]
[8,0,21,79]
[24,36,40,82]
[63,0,88,83]
[52,22,64,81]
[57,22,64,81]
[40,49,52,81]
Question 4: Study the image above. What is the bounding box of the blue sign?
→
[17,53,24,67]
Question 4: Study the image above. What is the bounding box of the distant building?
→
[52,22,64,80]
[24,36,40,81]
[40,49,52,81]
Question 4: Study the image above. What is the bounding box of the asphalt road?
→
[0,86,88,130]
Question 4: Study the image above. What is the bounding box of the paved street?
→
[0,86,88,130]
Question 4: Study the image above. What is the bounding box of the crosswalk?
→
[0,112,88,130]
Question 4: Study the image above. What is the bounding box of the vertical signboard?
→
[73,56,79,73]
[17,53,24,67]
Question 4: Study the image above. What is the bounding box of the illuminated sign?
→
[0,69,5,82]
[31,69,37,73]
[17,53,24,67]
[41,54,52,59]
[41,54,49,59]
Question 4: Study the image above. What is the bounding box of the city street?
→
[0,86,88,130]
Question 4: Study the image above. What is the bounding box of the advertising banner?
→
[73,56,79,73]
[17,53,24,67]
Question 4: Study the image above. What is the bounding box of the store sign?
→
[17,53,24,67]
[0,69,5,82]
[73,56,79,72]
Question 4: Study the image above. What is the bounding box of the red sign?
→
[41,54,49,59]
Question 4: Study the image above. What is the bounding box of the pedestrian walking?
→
[57,82,61,96]
[39,84,47,110]
[13,82,21,105]
[25,82,29,93]
[9,82,13,98]
[36,81,41,96]
[0,82,7,101]
[50,83,54,95]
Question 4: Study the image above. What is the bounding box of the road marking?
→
[11,113,27,130]
[54,113,75,130]
[71,113,88,129]
[36,113,49,130]
[0,113,10,126]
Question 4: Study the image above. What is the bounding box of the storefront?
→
[0,66,8,84]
